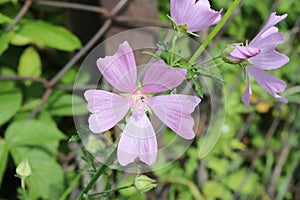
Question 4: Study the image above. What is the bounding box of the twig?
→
[35,0,110,16]
[6,0,33,32]
[0,75,48,86]
[27,88,52,120]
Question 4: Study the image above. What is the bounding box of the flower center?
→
[132,91,148,114]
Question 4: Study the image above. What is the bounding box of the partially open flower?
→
[170,0,222,33]
[222,13,289,108]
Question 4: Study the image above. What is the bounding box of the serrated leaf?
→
[0,140,9,187]
[18,47,41,85]
[5,120,65,148]
[17,20,82,51]
[0,88,22,126]
[11,147,64,199]
[46,92,88,116]
[0,32,9,56]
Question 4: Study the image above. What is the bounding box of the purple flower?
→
[226,13,289,108]
[84,41,201,166]
[170,0,222,32]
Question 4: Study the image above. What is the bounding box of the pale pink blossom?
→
[226,13,289,108]
[84,41,200,166]
[170,0,222,32]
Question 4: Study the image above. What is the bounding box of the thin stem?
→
[75,147,117,200]
[194,56,221,68]
[59,172,82,200]
[169,35,178,65]
[88,184,135,197]
[189,0,242,65]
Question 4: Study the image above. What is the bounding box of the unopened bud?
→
[16,159,32,179]
[222,45,260,64]
[134,175,157,193]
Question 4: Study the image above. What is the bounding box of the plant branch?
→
[75,147,117,200]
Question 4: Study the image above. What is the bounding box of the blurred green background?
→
[1,0,300,199]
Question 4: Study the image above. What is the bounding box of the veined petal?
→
[142,60,187,94]
[117,113,157,166]
[248,66,288,103]
[241,72,252,108]
[228,46,260,63]
[147,94,201,139]
[251,12,287,47]
[84,90,132,133]
[97,41,137,93]
[170,0,221,32]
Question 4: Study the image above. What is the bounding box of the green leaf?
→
[11,147,64,199]
[17,20,82,51]
[0,32,9,56]
[9,32,32,46]
[68,135,80,143]
[18,47,42,85]
[0,67,17,90]
[0,140,9,187]
[0,13,12,24]
[203,181,232,199]
[0,88,22,126]
[46,92,88,116]
[5,120,65,147]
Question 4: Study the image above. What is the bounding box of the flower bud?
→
[222,45,260,64]
[16,159,32,178]
[134,175,157,193]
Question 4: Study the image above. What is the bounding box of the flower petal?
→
[241,72,252,108]
[147,94,201,139]
[84,90,132,133]
[142,60,187,94]
[248,66,288,103]
[228,46,260,63]
[117,113,157,166]
[97,41,137,93]
[170,0,221,32]
[249,33,289,70]
[250,12,287,47]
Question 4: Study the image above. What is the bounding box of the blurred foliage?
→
[0,0,300,199]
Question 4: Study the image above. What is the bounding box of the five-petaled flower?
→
[223,12,289,108]
[170,0,222,33]
[84,41,200,166]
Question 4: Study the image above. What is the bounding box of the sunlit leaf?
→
[5,120,65,148]
[0,32,9,56]
[0,140,9,187]
[0,88,22,126]
[17,20,82,51]
[18,47,42,85]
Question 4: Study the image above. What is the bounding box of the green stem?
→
[88,184,135,197]
[59,172,82,200]
[170,35,178,65]
[189,0,242,65]
[76,147,117,200]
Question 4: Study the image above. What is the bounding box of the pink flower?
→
[84,41,201,166]
[226,13,289,108]
[170,0,222,32]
